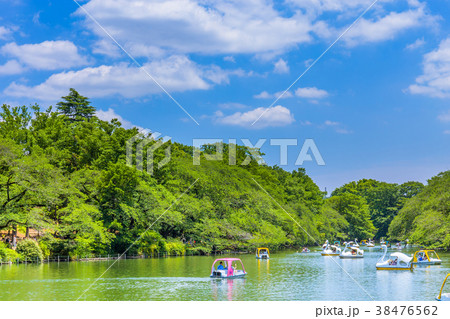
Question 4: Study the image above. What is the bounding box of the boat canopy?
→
[211,258,246,276]
[257,247,269,254]
[413,250,440,262]
[391,252,412,264]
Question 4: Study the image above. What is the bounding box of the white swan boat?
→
[321,244,341,256]
[436,274,450,301]
[376,245,413,270]
[339,243,364,258]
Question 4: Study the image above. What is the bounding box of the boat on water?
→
[299,247,310,253]
[322,240,329,249]
[353,239,360,248]
[256,247,270,259]
[412,250,442,265]
[436,274,450,301]
[366,239,375,248]
[210,258,247,278]
[339,242,364,258]
[321,244,341,256]
[333,241,341,247]
[376,245,413,270]
[360,240,368,246]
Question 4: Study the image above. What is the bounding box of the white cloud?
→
[444,130,450,135]
[215,105,295,128]
[1,40,89,70]
[295,87,328,99]
[96,108,149,133]
[4,55,238,101]
[254,91,271,99]
[343,7,436,47]
[224,56,236,63]
[322,120,352,134]
[254,87,328,99]
[406,37,425,50]
[408,38,450,98]
[274,58,289,74]
[324,120,339,126]
[0,60,25,75]
[438,111,450,123]
[78,0,315,56]
[254,90,293,99]
[0,26,12,40]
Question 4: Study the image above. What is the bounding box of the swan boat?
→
[376,245,413,270]
[366,239,375,248]
[412,250,442,265]
[339,243,364,259]
[436,274,450,301]
[321,244,341,256]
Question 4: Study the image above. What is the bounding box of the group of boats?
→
[209,243,449,301]
[320,239,443,270]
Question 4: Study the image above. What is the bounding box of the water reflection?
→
[211,278,246,301]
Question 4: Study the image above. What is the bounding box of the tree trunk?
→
[26,226,29,238]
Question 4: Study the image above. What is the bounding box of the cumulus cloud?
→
[274,58,289,74]
[408,38,450,98]
[1,40,89,70]
[295,87,329,98]
[0,60,25,75]
[215,105,295,128]
[77,0,315,56]
[96,108,150,133]
[343,6,436,47]
[3,55,238,101]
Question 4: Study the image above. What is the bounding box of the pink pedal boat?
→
[210,258,247,278]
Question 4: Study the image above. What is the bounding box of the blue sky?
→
[0,0,449,191]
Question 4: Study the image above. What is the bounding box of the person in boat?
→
[217,262,225,270]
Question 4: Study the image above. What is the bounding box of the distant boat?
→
[321,244,341,256]
[256,247,270,259]
[339,242,363,259]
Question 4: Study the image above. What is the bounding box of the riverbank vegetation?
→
[0,89,448,260]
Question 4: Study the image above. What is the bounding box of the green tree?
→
[56,88,95,120]
[327,193,376,239]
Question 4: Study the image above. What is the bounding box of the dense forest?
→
[0,89,449,262]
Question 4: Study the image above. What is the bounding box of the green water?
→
[1,248,449,301]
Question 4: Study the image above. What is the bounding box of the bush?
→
[16,239,44,262]
[165,240,186,256]
[0,242,19,263]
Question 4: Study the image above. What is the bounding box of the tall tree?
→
[56,88,95,120]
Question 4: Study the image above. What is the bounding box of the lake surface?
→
[0,248,449,301]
